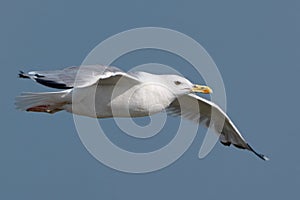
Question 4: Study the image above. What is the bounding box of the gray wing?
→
[167,93,268,160]
[19,65,141,89]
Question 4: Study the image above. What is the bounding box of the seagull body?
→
[16,65,268,160]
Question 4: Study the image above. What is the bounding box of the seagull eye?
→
[174,81,181,85]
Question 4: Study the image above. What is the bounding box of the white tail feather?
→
[15,90,71,113]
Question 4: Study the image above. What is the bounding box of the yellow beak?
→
[191,84,213,94]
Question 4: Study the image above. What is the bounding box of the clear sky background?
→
[1,0,299,199]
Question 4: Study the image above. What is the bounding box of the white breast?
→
[109,83,176,117]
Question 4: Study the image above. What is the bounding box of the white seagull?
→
[16,65,268,160]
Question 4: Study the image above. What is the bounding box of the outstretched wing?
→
[19,65,141,89]
[167,93,268,160]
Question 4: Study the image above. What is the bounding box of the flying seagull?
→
[16,65,268,160]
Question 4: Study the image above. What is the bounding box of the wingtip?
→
[18,70,30,79]
[255,152,270,161]
[247,143,269,161]
[263,155,270,161]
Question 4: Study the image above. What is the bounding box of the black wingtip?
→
[247,143,269,161]
[18,71,30,79]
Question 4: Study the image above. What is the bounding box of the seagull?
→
[16,65,268,160]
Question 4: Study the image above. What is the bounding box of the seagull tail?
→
[15,90,70,114]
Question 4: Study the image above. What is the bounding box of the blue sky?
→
[1,0,299,199]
